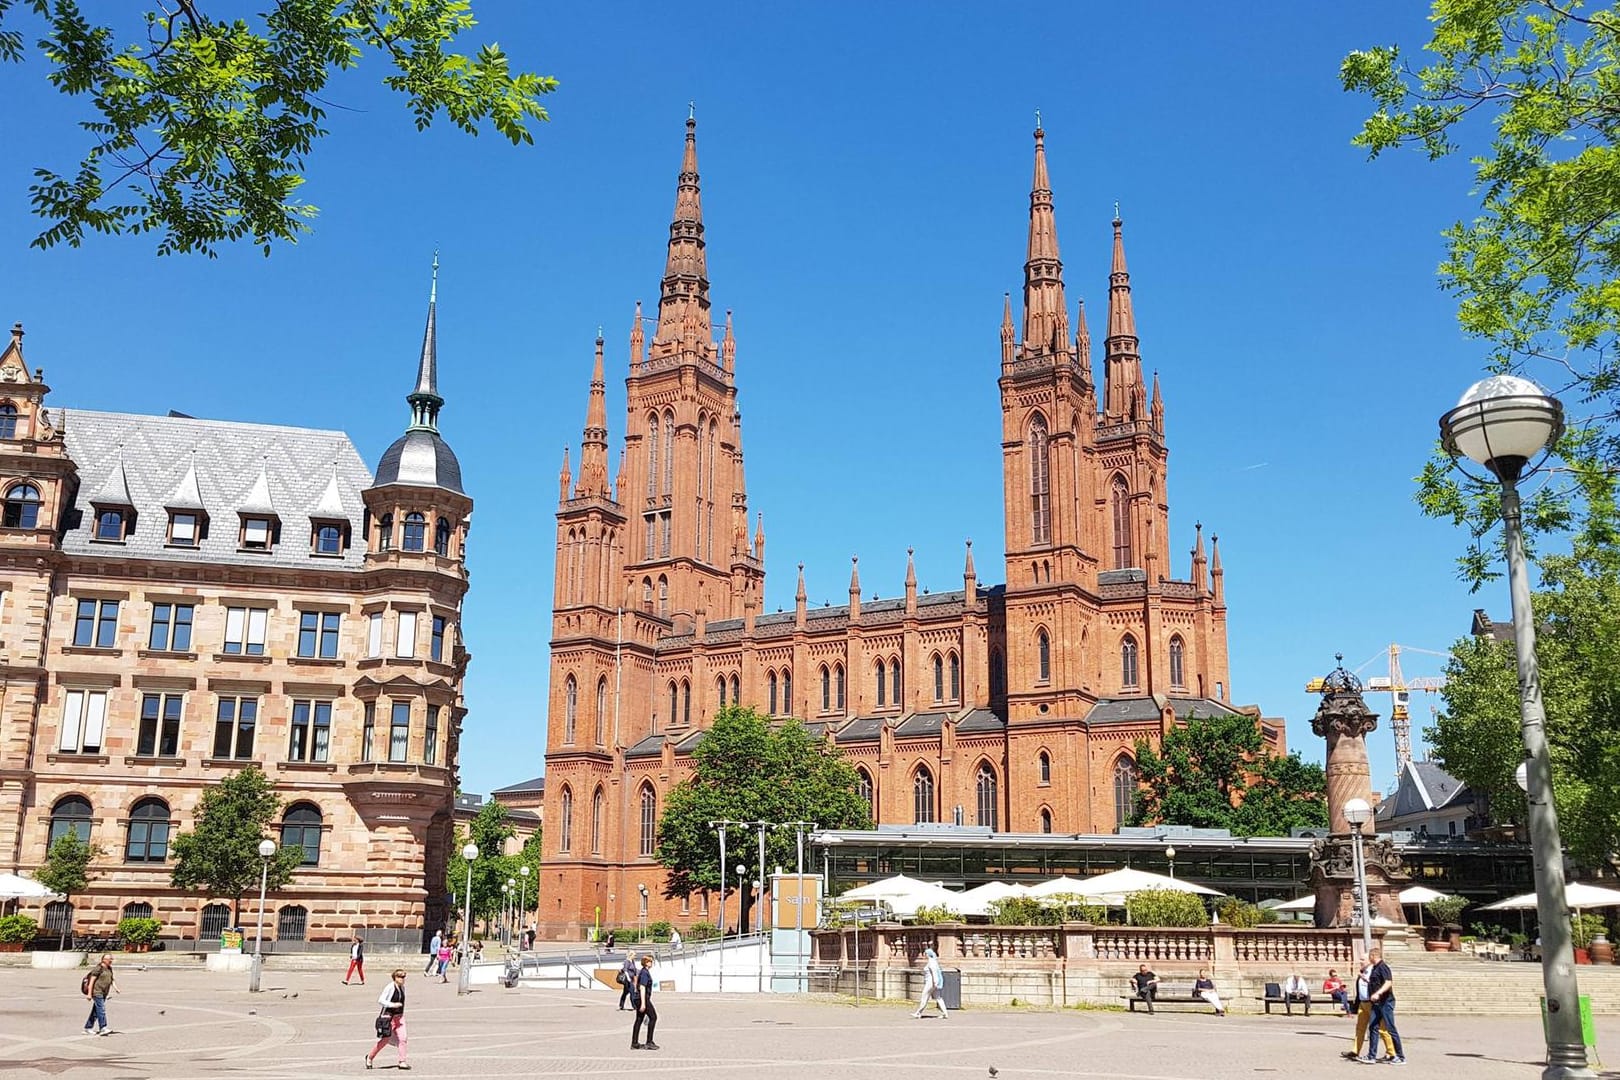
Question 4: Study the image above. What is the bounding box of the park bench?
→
[1257,982,1340,1015]
[1121,983,1219,1013]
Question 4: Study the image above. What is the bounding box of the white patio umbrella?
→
[0,873,62,901]
[1482,882,1620,912]
[1066,867,1223,907]
[1271,894,1316,912]
[956,880,1030,917]
[838,875,963,919]
[1399,885,1449,905]
[1024,875,1095,899]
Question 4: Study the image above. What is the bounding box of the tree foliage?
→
[0,0,556,255]
[34,830,98,899]
[1129,711,1328,837]
[1343,1,1620,584]
[656,706,873,926]
[1428,510,1620,865]
[445,799,540,929]
[169,766,303,922]
[1125,888,1209,928]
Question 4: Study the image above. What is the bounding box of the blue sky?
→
[0,3,1499,800]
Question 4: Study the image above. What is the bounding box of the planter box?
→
[0,942,23,952]
[32,951,83,970]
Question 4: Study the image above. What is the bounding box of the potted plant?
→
[117,916,161,952]
[1570,913,1606,965]
[1423,895,1469,951]
[0,914,38,952]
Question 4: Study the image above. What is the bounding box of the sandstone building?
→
[0,271,472,946]
[540,119,1282,938]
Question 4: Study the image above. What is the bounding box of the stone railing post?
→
[1061,922,1095,960]
[936,923,964,962]
[1212,923,1237,974]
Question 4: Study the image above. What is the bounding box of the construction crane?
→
[1306,644,1446,774]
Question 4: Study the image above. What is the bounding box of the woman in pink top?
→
[436,941,452,982]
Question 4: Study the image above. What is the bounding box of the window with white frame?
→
[223,606,269,656]
[395,611,418,658]
[58,689,108,753]
[367,613,383,657]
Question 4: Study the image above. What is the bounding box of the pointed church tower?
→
[619,114,758,622]
[555,327,627,615]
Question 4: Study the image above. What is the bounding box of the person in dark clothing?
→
[631,954,659,1050]
[618,952,639,1010]
[344,934,366,984]
[1362,948,1406,1065]
[1132,964,1159,1014]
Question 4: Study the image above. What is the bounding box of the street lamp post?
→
[501,883,511,946]
[506,878,517,945]
[458,842,478,996]
[638,883,648,940]
[249,838,276,993]
[1164,844,1177,881]
[519,865,530,948]
[1343,798,1374,959]
[1440,375,1593,1080]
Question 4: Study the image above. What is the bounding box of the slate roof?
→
[834,716,884,743]
[1083,696,1239,725]
[1378,760,1474,822]
[895,711,950,738]
[60,409,373,571]
[491,775,546,795]
[625,733,665,759]
[956,708,1006,733]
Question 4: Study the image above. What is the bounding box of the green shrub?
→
[1216,898,1264,929]
[117,917,161,945]
[0,914,38,943]
[910,904,959,925]
[1572,913,1608,949]
[684,921,720,942]
[647,920,673,942]
[1125,888,1208,928]
[987,894,1107,926]
[1258,906,1280,924]
[1424,894,1468,927]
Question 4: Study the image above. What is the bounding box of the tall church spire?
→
[1021,125,1068,355]
[1104,214,1146,419]
[575,331,611,499]
[408,253,443,432]
[655,114,711,344]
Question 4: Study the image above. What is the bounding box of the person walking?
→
[1194,967,1226,1016]
[1344,956,1395,1062]
[344,934,366,985]
[618,951,639,1010]
[1362,947,1405,1065]
[1131,964,1160,1015]
[81,954,117,1035]
[366,969,409,1070]
[435,938,453,982]
[911,947,949,1019]
[423,929,442,977]
[631,953,660,1050]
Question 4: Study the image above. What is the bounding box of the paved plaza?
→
[0,966,1616,1079]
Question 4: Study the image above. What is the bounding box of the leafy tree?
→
[445,799,540,932]
[1428,513,1620,866]
[34,830,101,946]
[1343,2,1620,583]
[1130,711,1327,837]
[1125,888,1208,928]
[0,1,557,256]
[169,766,303,924]
[656,706,873,931]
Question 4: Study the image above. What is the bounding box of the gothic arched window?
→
[666,681,677,732]
[1028,413,1051,546]
[595,677,608,744]
[661,409,675,495]
[559,786,573,852]
[820,666,831,712]
[639,784,657,857]
[402,512,426,552]
[591,787,605,854]
[932,654,944,702]
[563,675,577,744]
[990,647,1005,700]
[646,414,660,497]
[1121,635,1140,688]
[768,671,778,715]
[1169,636,1186,689]
[835,664,846,710]
[1111,474,1132,569]
[435,517,451,557]
[949,652,960,701]
[730,674,740,704]
[781,670,792,716]
[717,675,728,709]
[376,512,393,552]
[681,679,691,726]
[975,762,999,831]
[912,766,935,824]
[1113,755,1137,828]
[1040,808,1053,834]
[2,482,40,530]
[856,767,874,817]
[657,576,669,617]
[1038,629,1051,682]
[875,660,887,708]
[890,658,902,705]
[1038,750,1051,785]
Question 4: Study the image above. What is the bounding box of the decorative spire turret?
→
[848,555,862,622]
[1000,292,1015,365]
[1021,125,1069,356]
[575,331,611,499]
[795,562,807,603]
[722,309,736,374]
[1075,297,1091,371]
[408,253,444,432]
[1191,521,1207,592]
[629,300,645,372]
[795,561,807,627]
[904,546,917,612]
[1104,214,1146,420]
[1151,371,1164,432]
[655,114,711,344]
[753,512,765,564]
[1211,532,1225,605]
[558,447,571,504]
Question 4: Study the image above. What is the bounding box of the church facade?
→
[540,119,1281,938]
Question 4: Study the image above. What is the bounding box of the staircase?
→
[1388,950,1620,1015]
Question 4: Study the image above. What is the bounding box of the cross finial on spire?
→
[688,100,695,121]
[1035,107,1041,131]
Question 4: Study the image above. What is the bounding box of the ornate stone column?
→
[1307,658,1410,929]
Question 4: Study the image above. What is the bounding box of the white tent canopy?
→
[1399,885,1450,905]
[1063,867,1223,907]
[1482,882,1620,912]
[837,875,963,919]
[1025,876,1095,899]
[0,872,62,901]
[1272,894,1316,912]
[956,880,1030,917]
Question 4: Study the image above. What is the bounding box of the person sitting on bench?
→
[1132,965,1160,1014]
[1194,967,1226,1016]
[1282,973,1311,1012]
[1323,968,1350,1015]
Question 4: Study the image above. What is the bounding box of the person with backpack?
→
[911,947,948,1019]
[365,969,409,1070]
[81,954,117,1035]
[617,951,639,1010]
[344,933,366,985]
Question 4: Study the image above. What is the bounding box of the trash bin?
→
[941,968,963,1011]
[1540,995,1601,1067]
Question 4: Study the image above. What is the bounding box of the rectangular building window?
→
[137,693,183,757]
[314,523,343,555]
[430,616,446,662]
[212,696,257,760]
[389,701,410,763]
[242,517,272,550]
[223,606,269,656]
[367,613,383,658]
[395,611,417,659]
[288,700,332,762]
[361,701,375,763]
[169,512,198,546]
[296,610,341,659]
[424,705,439,765]
[72,598,119,648]
[58,689,108,753]
[148,602,194,652]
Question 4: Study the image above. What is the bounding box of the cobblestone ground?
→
[1,966,1617,1079]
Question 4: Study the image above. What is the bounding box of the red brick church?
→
[538,118,1282,938]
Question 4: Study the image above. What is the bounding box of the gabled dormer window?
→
[94,507,128,542]
[240,516,276,552]
[311,520,347,557]
[167,511,201,547]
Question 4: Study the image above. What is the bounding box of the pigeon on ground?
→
[988,1069,998,1078]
